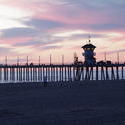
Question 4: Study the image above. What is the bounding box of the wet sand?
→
[0,80,125,125]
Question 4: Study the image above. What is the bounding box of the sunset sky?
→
[0,0,125,64]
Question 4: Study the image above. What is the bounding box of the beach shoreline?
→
[0,80,125,125]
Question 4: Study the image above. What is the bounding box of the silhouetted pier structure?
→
[0,63,124,83]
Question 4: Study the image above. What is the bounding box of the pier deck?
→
[0,63,124,83]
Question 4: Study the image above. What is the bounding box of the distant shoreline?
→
[0,80,124,88]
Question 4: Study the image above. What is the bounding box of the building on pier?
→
[74,52,83,65]
[82,38,96,65]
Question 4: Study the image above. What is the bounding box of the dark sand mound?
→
[0,80,125,125]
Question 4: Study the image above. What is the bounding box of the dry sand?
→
[0,80,125,125]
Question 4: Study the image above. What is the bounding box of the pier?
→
[0,63,124,83]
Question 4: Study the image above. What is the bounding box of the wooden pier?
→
[0,63,124,83]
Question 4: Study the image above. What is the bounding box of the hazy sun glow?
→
[0,5,32,29]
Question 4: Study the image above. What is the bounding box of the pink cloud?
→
[0,37,32,44]
[110,36,125,42]
[33,6,109,25]
[1,0,109,25]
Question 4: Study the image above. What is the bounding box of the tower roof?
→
[81,43,96,49]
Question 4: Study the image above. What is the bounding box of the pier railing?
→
[0,64,124,83]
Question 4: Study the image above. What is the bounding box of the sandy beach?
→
[0,80,125,125]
